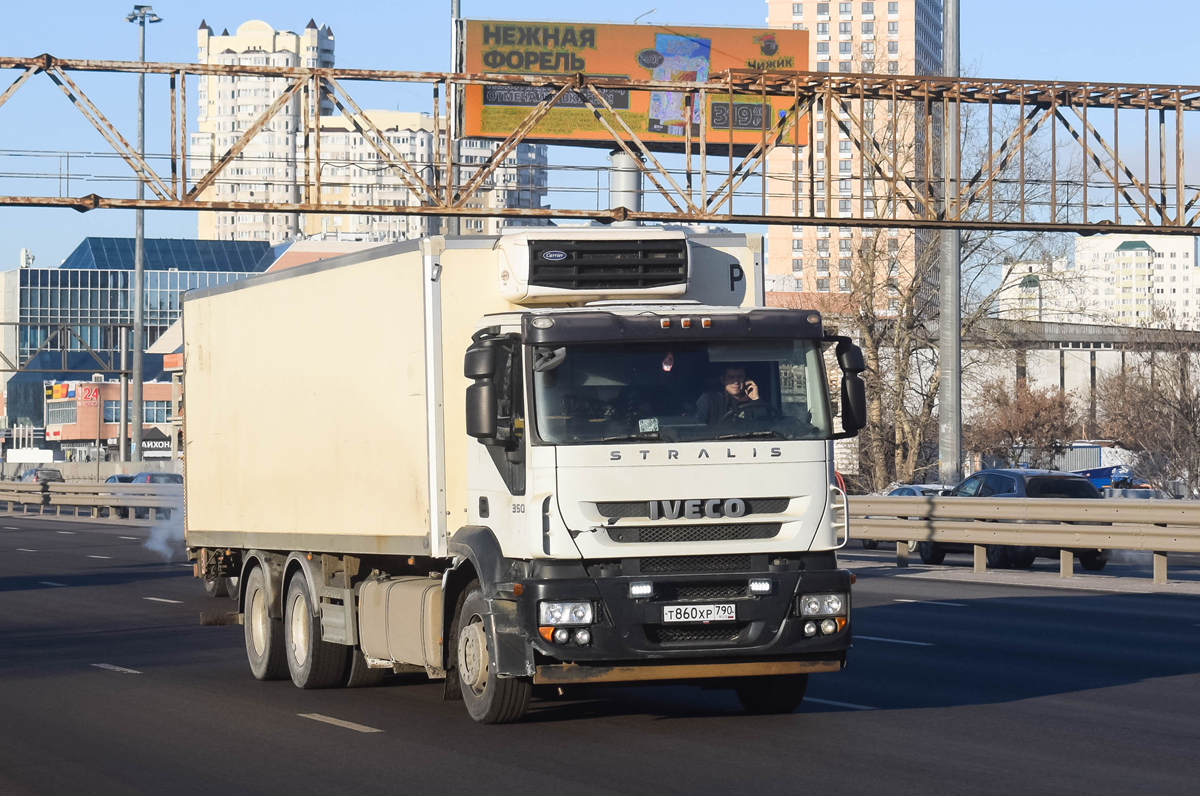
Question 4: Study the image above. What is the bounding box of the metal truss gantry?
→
[1,54,1198,235]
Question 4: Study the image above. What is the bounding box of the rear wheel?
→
[454,582,531,724]
[735,673,809,714]
[918,542,945,565]
[861,540,879,550]
[203,575,228,598]
[225,576,240,601]
[283,573,347,689]
[1079,550,1108,571]
[243,566,287,681]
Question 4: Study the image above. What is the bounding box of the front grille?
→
[640,555,752,574]
[659,582,748,601]
[646,624,746,644]
[527,239,687,291]
[607,523,781,544]
[596,498,790,519]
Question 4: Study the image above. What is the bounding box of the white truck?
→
[183,227,866,723]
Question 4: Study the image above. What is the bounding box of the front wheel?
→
[453,582,531,724]
[1079,550,1108,571]
[735,673,809,714]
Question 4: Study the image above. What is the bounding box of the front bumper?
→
[510,554,851,674]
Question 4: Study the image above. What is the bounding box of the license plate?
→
[662,603,737,623]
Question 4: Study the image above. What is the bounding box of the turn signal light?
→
[538,626,555,642]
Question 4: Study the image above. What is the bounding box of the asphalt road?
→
[2,517,1200,795]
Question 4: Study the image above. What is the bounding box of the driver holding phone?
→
[695,365,763,425]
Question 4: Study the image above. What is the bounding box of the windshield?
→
[532,339,832,444]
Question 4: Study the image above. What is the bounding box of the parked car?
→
[18,468,64,483]
[917,469,1108,570]
[861,484,955,550]
[105,474,135,484]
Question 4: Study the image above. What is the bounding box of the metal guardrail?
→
[0,482,182,521]
[845,495,1200,584]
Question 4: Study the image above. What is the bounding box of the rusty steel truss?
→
[1,55,1199,235]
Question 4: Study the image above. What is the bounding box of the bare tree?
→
[965,380,1081,468]
[1097,322,1200,496]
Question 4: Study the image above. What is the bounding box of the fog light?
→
[552,628,571,644]
[820,618,838,635]
[804,621,818,637]
[629,581,653,598]
[574,628,591,645]
[748,578,773,595]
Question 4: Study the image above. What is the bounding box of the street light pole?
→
[937,0,961,485]
[125,5,161,463]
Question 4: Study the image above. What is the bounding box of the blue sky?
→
[1,0,1196,266]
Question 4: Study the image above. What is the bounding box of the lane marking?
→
[144,597,183,604]
[4,526,20,529]
[806,697,877,711]
[39,581,67,587]
[856,635,934,647]
[893,598,967,607]
[87,555,112,560]
[119,536,139,541]
[175,563,193,568]
[92,663,141,674]
[56,531,75,535]
[298,713,384,734]
[16,548,36,552]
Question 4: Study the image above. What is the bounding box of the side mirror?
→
[465,382,497,441]
[826,335,867,435]
[464,344,496,380]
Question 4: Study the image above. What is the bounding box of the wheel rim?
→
[250,587,267,657]
[290,591,310,668]
[457,616,489,697]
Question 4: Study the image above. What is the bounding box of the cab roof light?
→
[680,318,692,328]
[701,317,712,328]
[660,318,671,329]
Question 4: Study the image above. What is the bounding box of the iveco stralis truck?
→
[184,227,866,723]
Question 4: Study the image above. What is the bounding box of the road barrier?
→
[0,482,182,521]
[845,495,1200,584]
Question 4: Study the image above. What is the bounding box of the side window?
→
[955,476,983,497]
[995,475,1018,495]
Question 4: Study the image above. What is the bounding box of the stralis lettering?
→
[609,447,782,461]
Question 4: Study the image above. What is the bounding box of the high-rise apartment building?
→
[763,1,943,309]
[998,235,1200,329]
[191,20,548,245]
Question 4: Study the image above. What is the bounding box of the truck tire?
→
[203,575,228,598]
[225,576,240,601]
[918,542,945,565]
[861,539,879,550]
[244,566,288,681]
[1079,550,1108,571]
[283,572,347,689]
[453,582,531,724]
[1010,547,1036,569]
[735,673,809,714]
[344,647,387,688]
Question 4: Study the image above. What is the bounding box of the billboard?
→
[463,21,809,152]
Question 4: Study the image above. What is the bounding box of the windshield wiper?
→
[716,429,786,440]
[600,431,661,442]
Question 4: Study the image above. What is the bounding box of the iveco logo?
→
[541,250,568,261]
[649,499,747,521]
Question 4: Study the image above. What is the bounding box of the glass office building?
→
[17,238,276,362]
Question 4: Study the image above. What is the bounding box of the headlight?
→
[538,601,594,626]
[800,593,847,616]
